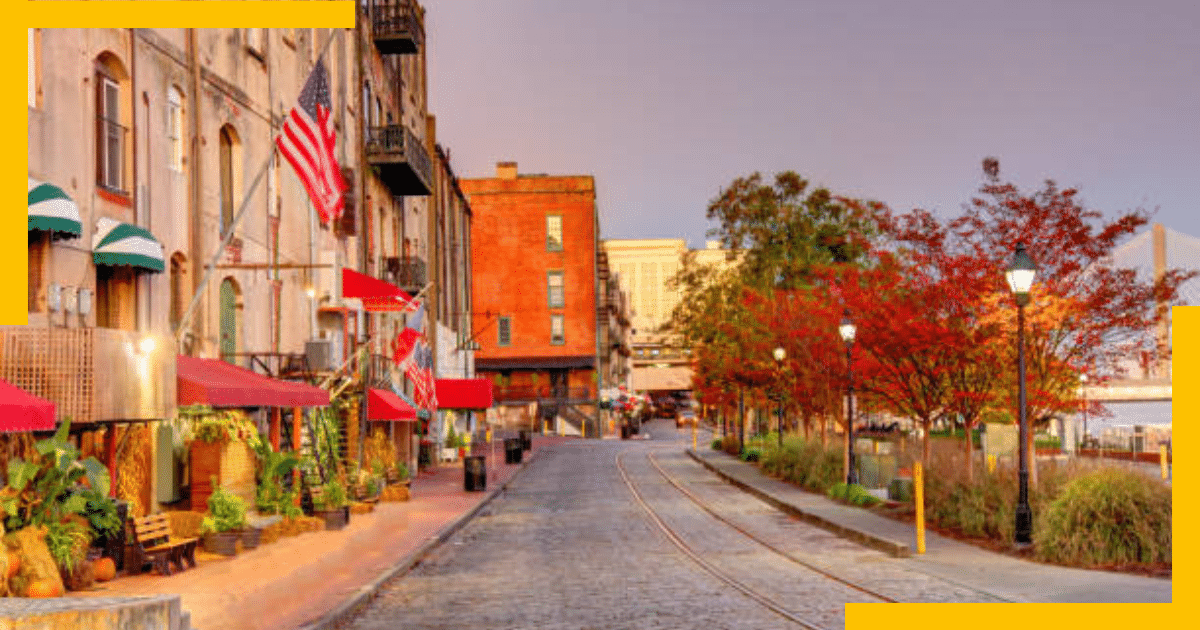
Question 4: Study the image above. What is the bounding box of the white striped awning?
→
[28,178,82,237]
[92,217,165,273]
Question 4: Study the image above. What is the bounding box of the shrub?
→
[200,480,248,534]
[1034,468,1171,566]
[740,447,762,463]
[721,435,740,456]
[711,438,723,450]
[827,482,882,507]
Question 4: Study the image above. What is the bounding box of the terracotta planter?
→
[242,527,263,550]
[315,508,348,531]
[203,530,242,556]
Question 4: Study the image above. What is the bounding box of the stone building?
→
[460,162,601,435]
[15,5,475,514]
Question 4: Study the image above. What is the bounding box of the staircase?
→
[558,403,594,436]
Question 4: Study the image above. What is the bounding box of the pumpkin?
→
[27,579,63,598]
[93,557,116,582]
[5,551,20,579]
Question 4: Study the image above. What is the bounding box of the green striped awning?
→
[28,178,82,237]
[92,217,165,273]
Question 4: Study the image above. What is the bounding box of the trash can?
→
[464,455,487,492]
[621,423,631,440]
[519,430,531,451]
[504,438,522,464]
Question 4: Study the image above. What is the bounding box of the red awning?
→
[0,378,56,433]
[367,388,418,421]
[433,378,494,410]
[177,356,330,408]
[342,268,415,312]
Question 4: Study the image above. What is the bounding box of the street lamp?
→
[1005,241,1037,545]
[838,310,857,485]
[773,346,786,449]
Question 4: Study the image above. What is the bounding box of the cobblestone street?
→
[341,422,1007,630]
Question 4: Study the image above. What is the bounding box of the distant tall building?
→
[460,162,601,433]
[600,239,738,394]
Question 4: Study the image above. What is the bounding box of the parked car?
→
[676,408,696,428]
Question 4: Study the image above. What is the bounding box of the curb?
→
[294,448,542,630]
[686,449,911,559]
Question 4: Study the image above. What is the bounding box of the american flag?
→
[277,59,347,224]
[391,301,425,365]
[405,341,438,412]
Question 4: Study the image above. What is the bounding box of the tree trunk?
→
[921,418,931,468]
[964,424,974,483]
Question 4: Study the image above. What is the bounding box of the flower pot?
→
[242,527,263,550]
[315,508,348,531]
[203,530,242,557]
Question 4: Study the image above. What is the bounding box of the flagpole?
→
[173,28,342,353]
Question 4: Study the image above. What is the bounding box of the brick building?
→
[460,162,600,434]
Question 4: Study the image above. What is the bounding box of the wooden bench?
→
[131,513,198,576]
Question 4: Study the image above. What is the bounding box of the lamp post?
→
[1005,241,1037,545]
[838,310,857,485]
[773,346,786,449]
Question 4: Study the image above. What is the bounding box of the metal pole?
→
[1015,302,1032,544]
[738,388,745,454]
[777,399,783,450]
[846,343,857,485]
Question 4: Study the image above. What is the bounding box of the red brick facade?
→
[461,163,598,401]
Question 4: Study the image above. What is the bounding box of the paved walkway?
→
[689,448,1172,603]
[68,435,570,630]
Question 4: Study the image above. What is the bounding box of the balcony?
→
[365,125,432,196]
[0,326,174,424]
[493,385,593,404]
[370,0,424,55]
[385,256,427,294]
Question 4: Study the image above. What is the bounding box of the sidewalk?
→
[689,448,1172,603]
[68,435,571,630]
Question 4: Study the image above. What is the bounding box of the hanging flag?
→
[405,341,437,412]
[277,58,348,224]
[391,300,425,366]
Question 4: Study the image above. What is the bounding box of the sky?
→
[423,0,1199,250]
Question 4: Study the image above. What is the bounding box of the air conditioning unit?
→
[306,339,335,371]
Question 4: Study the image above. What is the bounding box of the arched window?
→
[219,277,242,363]
[167,86,184,172]
[169,252,188,330]
[95,52,130,194]
[218,125,241,235]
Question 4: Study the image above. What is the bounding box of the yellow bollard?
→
[987,454,997,474]
[914,461,926,555]
[692,424,697,450]
[1161,445,1169,480]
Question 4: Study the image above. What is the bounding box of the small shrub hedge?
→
[1033,467,1171,566]
[827,482,881,507]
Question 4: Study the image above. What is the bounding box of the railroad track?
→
[616,448,895,630]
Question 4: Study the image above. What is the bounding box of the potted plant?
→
[78,488,123,561]
[46,519,93,591]
[311,478,349,531]
[199,480,247,556]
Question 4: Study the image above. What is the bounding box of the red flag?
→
[277,58,347,223]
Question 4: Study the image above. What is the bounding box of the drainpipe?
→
[187,29,203,356]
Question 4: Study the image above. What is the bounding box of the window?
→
[169,253,187,330]
[167,87,184,172]
[546,215,563,251]
[550,314,565,345]
[95,265,136,330]
[547,270,564,308]
[97,75,123,191]
[28,233,46,312]
[497,316,512,347]
[219,125,240,235]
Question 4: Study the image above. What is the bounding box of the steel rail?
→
[616,451,831,630]
[645,451,897,604]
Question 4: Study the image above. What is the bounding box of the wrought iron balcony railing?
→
[365,125,432,196]
[370,0,424,55]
